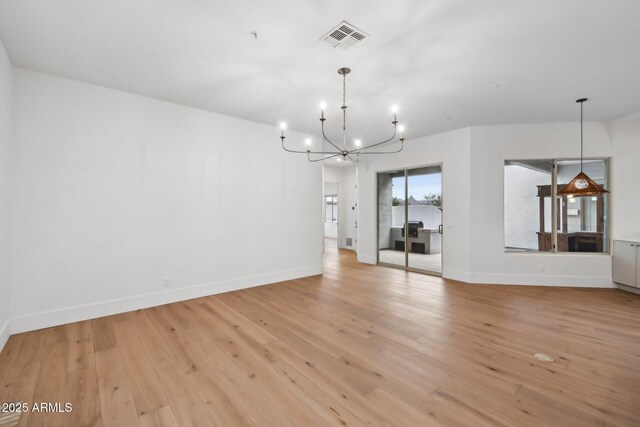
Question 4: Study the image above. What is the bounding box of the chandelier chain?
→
[342,73,347,134]
[342,73,346,106]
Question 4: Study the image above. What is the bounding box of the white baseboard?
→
[10,264,323,335]
[468,272,614,288]
[442,268,472,283]
[0,319,10,354]
[346,252,612,288]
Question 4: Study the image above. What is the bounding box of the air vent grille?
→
[321,21,369,49]
[330,30,347,41]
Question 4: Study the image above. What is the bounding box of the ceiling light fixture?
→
[279,67,405,162]
[558,98,609,197]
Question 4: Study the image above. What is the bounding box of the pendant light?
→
[557,98,609,197]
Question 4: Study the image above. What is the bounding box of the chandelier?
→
[279,67,405,162]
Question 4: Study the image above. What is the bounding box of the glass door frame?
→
[376,163,443,277]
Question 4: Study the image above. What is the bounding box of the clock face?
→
[575,179,589,190]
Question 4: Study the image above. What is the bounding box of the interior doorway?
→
[324,181,339,250]
[377,165,443,276]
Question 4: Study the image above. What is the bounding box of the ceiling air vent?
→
[320,21,369,49]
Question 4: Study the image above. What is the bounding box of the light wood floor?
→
[1,247,640,426]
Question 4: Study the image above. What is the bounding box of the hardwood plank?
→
[143,306,202,374]
[185,368,255,427]
[67,321,96,373]
[65,368,102,427]
[365,387,441,427]
[0,330,47,404]
[195,340,298,427]
[150,358,218,426]
[111,321,169,417]
[91,317,117,354]
[137,405,180,427]
[95,348,139,427]
[27,336,69,427]
[267,359,366,426]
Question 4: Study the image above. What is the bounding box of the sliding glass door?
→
[377,171,406,268]
[377,165,442,276]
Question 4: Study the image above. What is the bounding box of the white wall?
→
[611,110,640,241]
[324,182,338,196]
[0,38,12,349]
[469,122,613,286]
[10,69,323,333]
[359,122,618,287]
[391,205,441,229]
[358,128,472,282]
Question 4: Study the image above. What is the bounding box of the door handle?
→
[438,224,443,234]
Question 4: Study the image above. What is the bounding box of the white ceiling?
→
[1,0,640,143]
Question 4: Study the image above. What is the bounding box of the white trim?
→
[442,268,472,283]
[0,319,10,353]
[331,251,610,288]
[468,272,614,288]
[10,265,323,334]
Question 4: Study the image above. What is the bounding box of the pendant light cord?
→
[580,100,584,172]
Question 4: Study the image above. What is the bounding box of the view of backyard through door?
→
[378,165,443,275]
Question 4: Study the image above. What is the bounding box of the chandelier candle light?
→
[279,67,405,162]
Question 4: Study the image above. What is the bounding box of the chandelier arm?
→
[282,138,344,155]
[356,127,398,151]
[281,138,312,154]
[321,121,346,153]
[308,150,346,155]
[307,152,342,162]
[353,141,404,154]
[346,154,358,163]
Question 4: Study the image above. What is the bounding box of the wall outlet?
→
[163,276,171,288]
